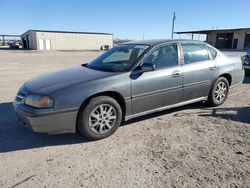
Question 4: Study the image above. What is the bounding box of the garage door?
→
[215,33,233,49]
[244,34,250,49]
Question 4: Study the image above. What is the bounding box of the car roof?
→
[123,39,205,47]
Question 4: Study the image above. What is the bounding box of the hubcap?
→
[89,104,117,134]
[214,81,227,103]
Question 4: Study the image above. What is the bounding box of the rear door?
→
[131,43,183,114]
[180,42,218,101]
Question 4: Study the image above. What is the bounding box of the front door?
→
[45,39,51,50]
[39,39,44,50]
[180,42,218,101]
[131,43,183,114]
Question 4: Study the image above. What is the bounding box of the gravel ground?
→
[0,50,249,187]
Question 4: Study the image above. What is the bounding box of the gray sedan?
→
[14,39,245,140]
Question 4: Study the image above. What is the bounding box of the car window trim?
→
[206,45,218,60]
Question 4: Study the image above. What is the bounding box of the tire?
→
[207,77,229,106]
[77,96,122,140]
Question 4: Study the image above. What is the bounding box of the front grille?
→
[15,90,26,104]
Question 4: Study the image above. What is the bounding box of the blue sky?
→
[0,0,249,40]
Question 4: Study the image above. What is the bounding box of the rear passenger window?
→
[181,43,210,64]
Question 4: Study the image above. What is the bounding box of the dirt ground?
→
[0,50,249,187]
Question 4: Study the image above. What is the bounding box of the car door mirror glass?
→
[140,63,155,72]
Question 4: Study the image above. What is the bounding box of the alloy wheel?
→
[88,104,117,134]
[214,81,228,103]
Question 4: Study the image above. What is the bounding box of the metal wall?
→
[21,30,113,50]
[35,32,113,50]
[21,30,37,49]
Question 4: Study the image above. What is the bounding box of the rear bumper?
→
[14,103,78,134]
[230,68,245,88]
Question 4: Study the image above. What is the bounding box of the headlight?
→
[242,55,250,65]
[25,94,54,108]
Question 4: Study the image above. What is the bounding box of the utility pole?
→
[171,12,176,39]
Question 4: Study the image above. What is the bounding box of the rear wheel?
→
[207,77,229,106]
[77,96,122,140]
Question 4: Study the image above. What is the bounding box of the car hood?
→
[24,65,117,93]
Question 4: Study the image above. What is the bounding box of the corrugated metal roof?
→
[175,27,250,34]
[23,29,113,35]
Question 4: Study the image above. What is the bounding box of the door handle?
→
[210,65,217,70]
[172,70,182,77]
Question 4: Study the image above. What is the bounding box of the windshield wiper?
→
[82,64,110,72]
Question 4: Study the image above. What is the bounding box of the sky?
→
[0,0,249,40]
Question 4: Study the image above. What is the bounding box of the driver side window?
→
[144,43,178,69]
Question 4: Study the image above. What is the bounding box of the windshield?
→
[86,44,150,72]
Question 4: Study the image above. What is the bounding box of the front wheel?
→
[207,77,229,106]
[77,96,122,140]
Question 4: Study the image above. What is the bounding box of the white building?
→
[21,30,113,51]
[176,27,250,50]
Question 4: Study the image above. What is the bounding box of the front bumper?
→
[14,103,78,134]
[244,65,250,74]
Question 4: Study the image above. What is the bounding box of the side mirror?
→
[140,63,155,73]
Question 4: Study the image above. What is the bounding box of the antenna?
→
[171,12,176,39]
